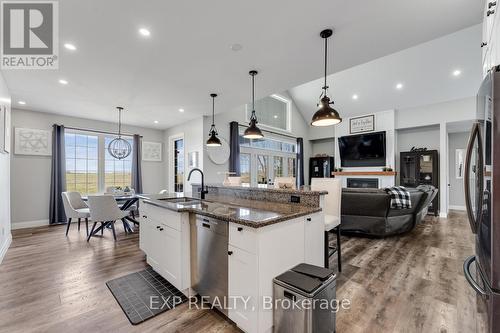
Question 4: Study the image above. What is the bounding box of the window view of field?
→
[65,132,132,194]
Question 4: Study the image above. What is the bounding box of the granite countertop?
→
[193,183,328,196]
[138,193,322,228]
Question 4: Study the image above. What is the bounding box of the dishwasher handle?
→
[202,222,211,229]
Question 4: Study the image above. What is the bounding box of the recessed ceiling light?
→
[59,79,68,85]
[273,115,278,119]
[64,43,76,51]
[18,101,26,105]
[352,94,359,100]
[154,120,159,124]
[395,83,403,90]
[179,108,184,113]
[139,28,151,37]
[230,43,243,51]
[452,69,462,77]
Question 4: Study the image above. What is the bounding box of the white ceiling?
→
[2,0,482,129]
[289,25,483,121]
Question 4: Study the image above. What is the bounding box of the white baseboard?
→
[0,233,12,264]
[439,212,448,218]
[449,205,466,211]
[11,219,49,230]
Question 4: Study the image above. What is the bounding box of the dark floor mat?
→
[106,266,187,325]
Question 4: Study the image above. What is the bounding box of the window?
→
[174,138,184,192]
[65,131,134,194]
[65,133,98,194]
[240,153,251,186]
[246,94,291,131]
[105,136,133,191]
[238,132,296,187]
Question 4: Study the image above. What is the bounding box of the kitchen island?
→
[138,185,326,333]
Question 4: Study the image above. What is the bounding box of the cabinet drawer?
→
[142,202,182,231]
[229,223,257,254]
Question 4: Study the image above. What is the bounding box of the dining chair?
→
[86,195,129,241]
[61,192,90,236]
[311,178,342,272]
[274,177,296,189]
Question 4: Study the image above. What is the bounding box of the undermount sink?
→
[160,197,201,205]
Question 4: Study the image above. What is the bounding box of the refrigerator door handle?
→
[464,122,484,234]
[463,255,487,297]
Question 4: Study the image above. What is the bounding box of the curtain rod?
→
[237,123,297,140]
[57,125,143,138]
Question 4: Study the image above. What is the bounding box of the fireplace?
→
[347,178,379,189]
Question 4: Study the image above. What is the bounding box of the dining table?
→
[82,194,141,234]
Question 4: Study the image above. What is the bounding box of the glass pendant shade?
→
[206,93,222,146]
[243,70,264,139]
[108,107,132,160]
[311,96,342,126]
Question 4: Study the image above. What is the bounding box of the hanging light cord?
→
[250,72,257,121]
[322,34,328,96]
[212,95,215,125]
[117,107,123,138]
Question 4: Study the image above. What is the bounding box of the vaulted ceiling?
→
[2,0,482,129]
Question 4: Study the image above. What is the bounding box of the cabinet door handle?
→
[237,227,243,232]
[307,218,312,221]
[489,1,496,8]
[202,223,210,229]
[156,226,161,229]
[142,215,147,218]
[487,9,495,16]
[481,42,488,48]
[228,251,233,255]
[159,228,164,231]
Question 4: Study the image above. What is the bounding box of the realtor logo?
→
[1,1,58,69]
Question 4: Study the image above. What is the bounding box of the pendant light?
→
[243,70,264,139]
[206,93,222,146]
[108,106,132,160]
[311,29,342,127]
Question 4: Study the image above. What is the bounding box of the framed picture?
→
[142,141,162,161]
[4,106,11,153]
[14,127,52,156]
[350,115,375,134]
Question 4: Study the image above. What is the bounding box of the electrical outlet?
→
[290,195,300,203]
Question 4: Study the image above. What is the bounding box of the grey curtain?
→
[131,134,143,193]
[49,124,66,224]
[229,121,240,175]
[296,137,305,188]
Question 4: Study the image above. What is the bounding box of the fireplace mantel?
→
[333,171,397,176]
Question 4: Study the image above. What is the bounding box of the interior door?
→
[464,122,484,234]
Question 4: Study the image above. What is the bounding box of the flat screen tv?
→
[338,131,386,167]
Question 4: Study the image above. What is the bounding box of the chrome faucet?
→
[187,168,208,199]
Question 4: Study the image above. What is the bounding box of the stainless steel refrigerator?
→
[464,66,500,333]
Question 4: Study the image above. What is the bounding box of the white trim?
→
[11,219,49,230]
[245,94,292,133]
[0,233,12,264]
[449,205,466,211]
[439,212,448,218]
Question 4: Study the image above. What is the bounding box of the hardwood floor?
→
[0,212,480,333]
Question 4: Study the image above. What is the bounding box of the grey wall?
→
[10,109,166,227]
[448,131,469,209]
[0,73,11,263]
[396,125,440,185]
[202,91,313,184]
[311,138,335,157]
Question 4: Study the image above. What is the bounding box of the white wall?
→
[448,131,469,209]
[311,138,335,157]
[10,109,166,228]
[163,116,204,192]
[0,73,11,263]
[201,91,313,184]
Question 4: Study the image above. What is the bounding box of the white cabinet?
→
[139,201,191,292]
[482,0,500,76]
[304,213,325,267]
[228,245,258,333]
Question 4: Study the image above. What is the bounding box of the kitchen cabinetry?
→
[482,0,499,77]
[140,201,191,292]
[227,213,324,333]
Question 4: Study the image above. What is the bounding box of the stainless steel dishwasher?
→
[193,215,228,314]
